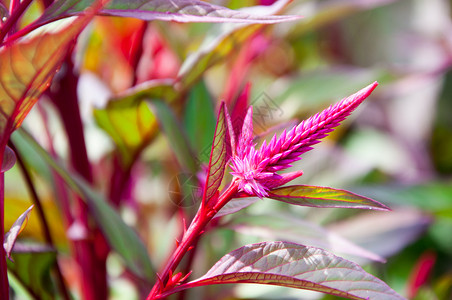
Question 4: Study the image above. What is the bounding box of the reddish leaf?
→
[267,185,390,210]
[3,205,34,261]
[0,11,97,153]
[167,242,405,300]
[202,103,228,205]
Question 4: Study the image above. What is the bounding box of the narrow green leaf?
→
[3,205,34,260]
[94,97,158,167]
[202,103,227,204]
[16,129,155,283]
[174,242,405,300]
[7,245,56,300]
[267,185,390,211]
[148,100,198,173]
[184,80,216,161]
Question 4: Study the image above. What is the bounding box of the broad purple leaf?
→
[330,208,431,259]
[35,0,300,30]
[202,103,228,204]
[231,214,385,262]
[175,242,405,300]
[214,197,259,218]
[3,205,34,261]
[267,185,390,210]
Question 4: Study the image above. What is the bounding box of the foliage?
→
[1,0,451,299]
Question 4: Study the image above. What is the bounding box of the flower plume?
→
[229,82,378,197]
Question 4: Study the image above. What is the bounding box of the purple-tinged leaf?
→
[202,103,228,205]
[166,242,405,300]
[3,205,34,261]
[34,0,300,31]
[330,208,431,259]
[215,197,259,218]
[1,145,16,173]
[231,214,385,263]
[267,185,390,210]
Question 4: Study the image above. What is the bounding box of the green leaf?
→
[172,242,405,300]
[184,80,216,161]
[94,97,158,167]
[202,103,228,204]
[0,14,96,152]
[3,205,34,260]
[177,0,296,89]
[35,0,300,29]
[16,129,155,283]
[267,185,390,211]
[148,100,198,173]
[7,244,57,300]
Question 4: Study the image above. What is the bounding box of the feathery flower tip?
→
[230,82,378,197]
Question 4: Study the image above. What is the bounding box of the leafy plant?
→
[2,0,449,299]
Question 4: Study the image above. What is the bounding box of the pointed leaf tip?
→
[202,103,228,204]
[267,185,390,211]
[3,205,34,260]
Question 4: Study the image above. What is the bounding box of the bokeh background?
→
[5,0,452,299]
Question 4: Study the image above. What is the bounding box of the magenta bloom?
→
[229,82,378,198]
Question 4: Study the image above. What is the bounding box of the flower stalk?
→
[146,82,378,299]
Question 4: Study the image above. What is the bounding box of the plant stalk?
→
[10,141,71,300]
[146,181,239,300]
[0,0,33,44]
[0,171,8,299]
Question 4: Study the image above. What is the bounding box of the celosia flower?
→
[229,82,378,198]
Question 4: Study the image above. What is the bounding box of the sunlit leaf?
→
[7,244,56,300]
[1,145,16,172]
[148,100,198,173]
[171,242,405,300]
[16,129,155,282]
[3,205,34,260]
[177,0,298,89]
[94,97,158,167]
[0,14,96,153]
[202,103,228,204]
[267,185,390,210]
[35,0,300,28]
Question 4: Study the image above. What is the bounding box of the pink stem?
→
[146,181,239,300]
[0,171,8,299]
[0,0,33,44]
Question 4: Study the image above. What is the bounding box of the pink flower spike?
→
[237,106,254,157]
[229,82,378,198]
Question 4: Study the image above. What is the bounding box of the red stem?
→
[0,0,33,44]
[49,55,108,300]
[0,172,8,300]
[146,180,239,300]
